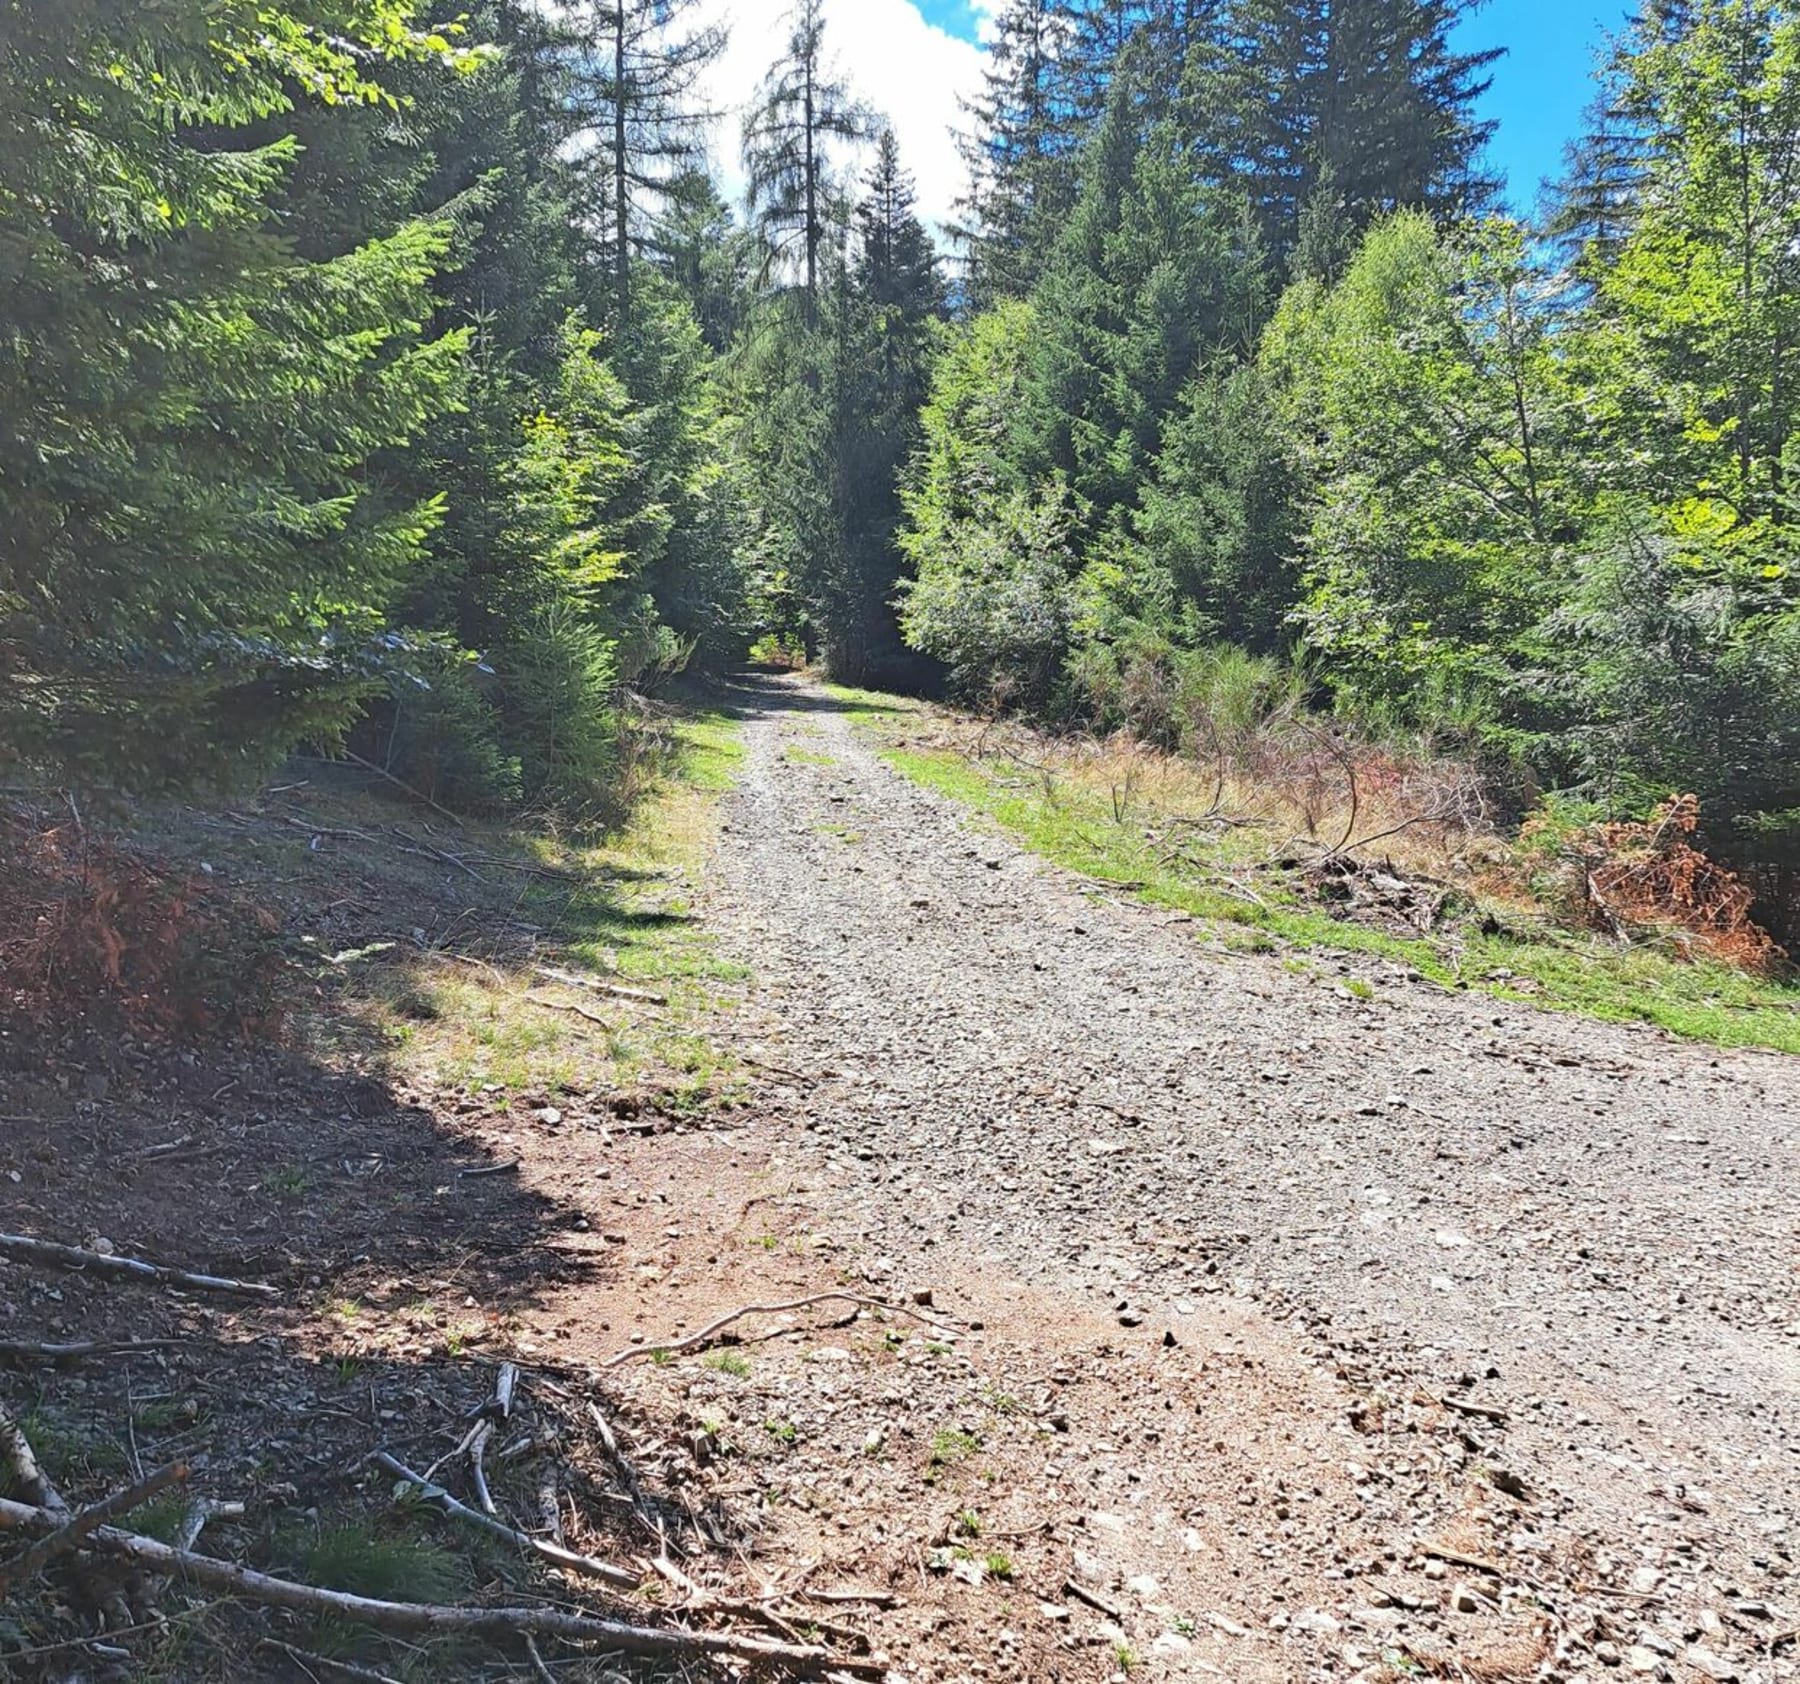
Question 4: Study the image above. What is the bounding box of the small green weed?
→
[928,1427,980,1468]
[260,1164,311,1198]
[1342,977,1375,1001]
[985,1551,1014,1580]
[764,1419,798,1445]
[295,1522,464,1604]
[703,1349,751,1378]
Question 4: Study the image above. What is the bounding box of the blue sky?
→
[911,0,1633,214]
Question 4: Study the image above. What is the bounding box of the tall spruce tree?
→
[0,0,475,795]
[1058,0,1158,124]
[956,0,1079,302]
[1190,0,1501,268]
[561,0,726,322]
[742,0,874,320]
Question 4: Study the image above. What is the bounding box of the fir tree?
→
[955,0,1079,302]
[0,0,476,795]
[1191,0,1501,268]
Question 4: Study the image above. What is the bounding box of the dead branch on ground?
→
[0,1496,872,1672]
[0,1400,68,1516]
[0,1460,188,1592]
[0,1232,278,1299]
[0,1336,197,1366]
[602,1292,953,1369]
[373,1453,640,1591]
[523,991,615,1028]
[534,965,668,1007]
[257,1641,403,1684]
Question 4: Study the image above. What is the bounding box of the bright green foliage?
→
[0,0,478,794]
[1268,213,1575,723]
[899,304,1081,706]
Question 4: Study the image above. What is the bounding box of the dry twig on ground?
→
[602,1291,952,1369]
[0,1495,874,1670]
[0,1232,277,1298]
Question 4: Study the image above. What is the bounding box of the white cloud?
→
[692,0,986,241]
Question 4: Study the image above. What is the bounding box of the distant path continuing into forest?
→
[707,670,1800,1676]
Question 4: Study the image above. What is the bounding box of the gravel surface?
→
[707,673,1800,1681]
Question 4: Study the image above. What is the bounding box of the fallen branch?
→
[797,1585,898,1609]
[0,1336,196,1366]
[373,1454,639,1590]
[467,1364,517,1518]
[1421,1543,1503,1577]
[177,1497,245,1552]
[602,1292,952,1369]
[0,1460,188,1592]
[585,1402,661,1541]
[258,1641,403,1684]
[338,750,466,826]
[1427,1393,1509,1426]
[1063,1578,1121,1621]
[0,1499,865,1670]
[0,1402,68,1516]
[0,1233,277,1299]
[456,1161,520,1181]
[523,993,615,1029]
[534,966,667,1008]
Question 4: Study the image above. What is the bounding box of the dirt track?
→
[704,673,1800,1682]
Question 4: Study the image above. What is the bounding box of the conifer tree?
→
[1190,0,1501,268]
[0,0,476,795]
[956,0,1079,302]
[742,0,875,321]
[562,0,727,321]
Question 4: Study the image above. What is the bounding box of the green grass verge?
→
[878,741,1800,1057]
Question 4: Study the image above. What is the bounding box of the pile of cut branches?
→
[0,1231,905,1682]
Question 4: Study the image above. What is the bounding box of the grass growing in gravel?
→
[868,735,1800,1056]
[355,701,752,1100]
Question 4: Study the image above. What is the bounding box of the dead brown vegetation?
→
[0,811,285,1038]
[1521,793,1787,974]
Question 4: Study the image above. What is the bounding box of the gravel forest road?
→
[707,674,1800,1681]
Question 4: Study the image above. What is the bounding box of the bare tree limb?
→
[258,1641,403,1684]
[177,1497,245,1551]
[373,1454,639,1591]
[0,1233,277,1299]
[0,1336,196,1365]
[601,1292,952,1369]
[0,1401,68,1516]
[523,993,615,1029]
[0,1460,188,1592]
[0,1499,874,1671]
[533,967,667,1007]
